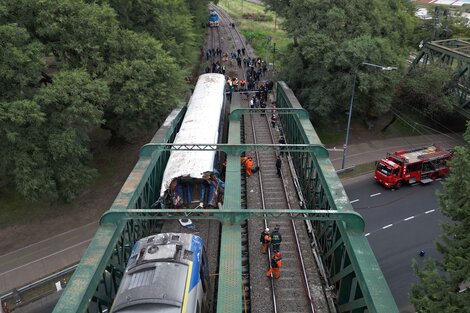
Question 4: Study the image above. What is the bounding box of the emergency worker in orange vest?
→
[266,252,282,279]
[240,156,254,176]
[259,227,271,254]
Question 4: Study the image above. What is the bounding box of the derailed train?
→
[110,233,211,313]
[159,73,227,210]
[110,74,227,313]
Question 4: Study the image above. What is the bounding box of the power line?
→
[392,101,463,139]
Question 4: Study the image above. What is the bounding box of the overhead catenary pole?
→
[341,62,398,169]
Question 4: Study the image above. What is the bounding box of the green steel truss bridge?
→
[410,38,470,119]
[53,82,398,313]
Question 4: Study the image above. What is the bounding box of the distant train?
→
[110,233,211,313]
[159,73,227,210]
[209,9,219,27]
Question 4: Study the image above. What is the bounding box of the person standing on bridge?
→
[266,252,282,279]
[241,156,254,177]
[279,136,286,157]
[260,227,271,254]
[276,156,282,177]
[271,225,282,253]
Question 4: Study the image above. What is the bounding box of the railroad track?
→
[206,6,332,313]
[245,103,316,312]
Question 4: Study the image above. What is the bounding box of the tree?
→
[264,0,415,123]
[0,24,44,101]
[103,57,184,142]
[393,63,456,120]
[0,70,109,201]
[1,0,119,75]
[106,0,197,66]
[411,123,470,312]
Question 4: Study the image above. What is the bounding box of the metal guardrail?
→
[0,264,77,310]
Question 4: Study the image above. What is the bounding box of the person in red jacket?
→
[266,252,282,279]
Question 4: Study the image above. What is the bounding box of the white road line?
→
[382,224,393,229]
[0,239,91,277]
[370,192,381,197]
[0,221,97,258]
[404,216,415,221]
[350,199,359,204]
[365,233,370,237]
[425,209,435,214]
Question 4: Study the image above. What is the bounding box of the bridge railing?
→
[52,107,186,313]
[275,82,398,313]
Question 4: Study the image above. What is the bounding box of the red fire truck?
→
[374,145,453,189]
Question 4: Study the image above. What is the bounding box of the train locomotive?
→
[209,9,219,27]
[110,233,211,313]
[158,73,227,211]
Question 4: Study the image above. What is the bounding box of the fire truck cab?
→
[374,145,452,189]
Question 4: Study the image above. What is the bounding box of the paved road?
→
[344,175,444,312]
[0,222,97,294]
[329,133,463,170]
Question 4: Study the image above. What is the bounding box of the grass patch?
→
[0,187,53,229]
[218,0,291,67]
[315,121,344,145]
[338,161,376,180]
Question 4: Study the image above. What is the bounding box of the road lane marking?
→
[370,193,381,197]
[350,199,359,204]
[0,239,91,277]
[0,221,98,258]
[365,208,440,238]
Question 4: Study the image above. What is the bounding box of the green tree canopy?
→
[0,70,109,201]
[411,123,470,311]
[2,0,119,74]
[103,57,184,141]
[265,0,415,122]
[106,0,197,66]
[0,24,44,101]
[393,63,456,119]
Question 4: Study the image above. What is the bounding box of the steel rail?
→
[267,115,316,313]
[249,100,278,313]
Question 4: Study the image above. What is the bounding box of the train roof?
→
[160,73,226,196]
[111,233,203,313]
[390,145,450,163]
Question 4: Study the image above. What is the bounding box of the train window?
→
[183,250,194,261]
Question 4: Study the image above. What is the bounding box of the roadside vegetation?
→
[411,122,470,311]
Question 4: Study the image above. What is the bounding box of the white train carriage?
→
[159,73,227,209]
[110,233,210,313]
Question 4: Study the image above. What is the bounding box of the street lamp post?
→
[341,62,398,170]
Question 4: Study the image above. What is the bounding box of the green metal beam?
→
[99,209,365,231]
[229,107,310,119]
[140,143,329,157]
